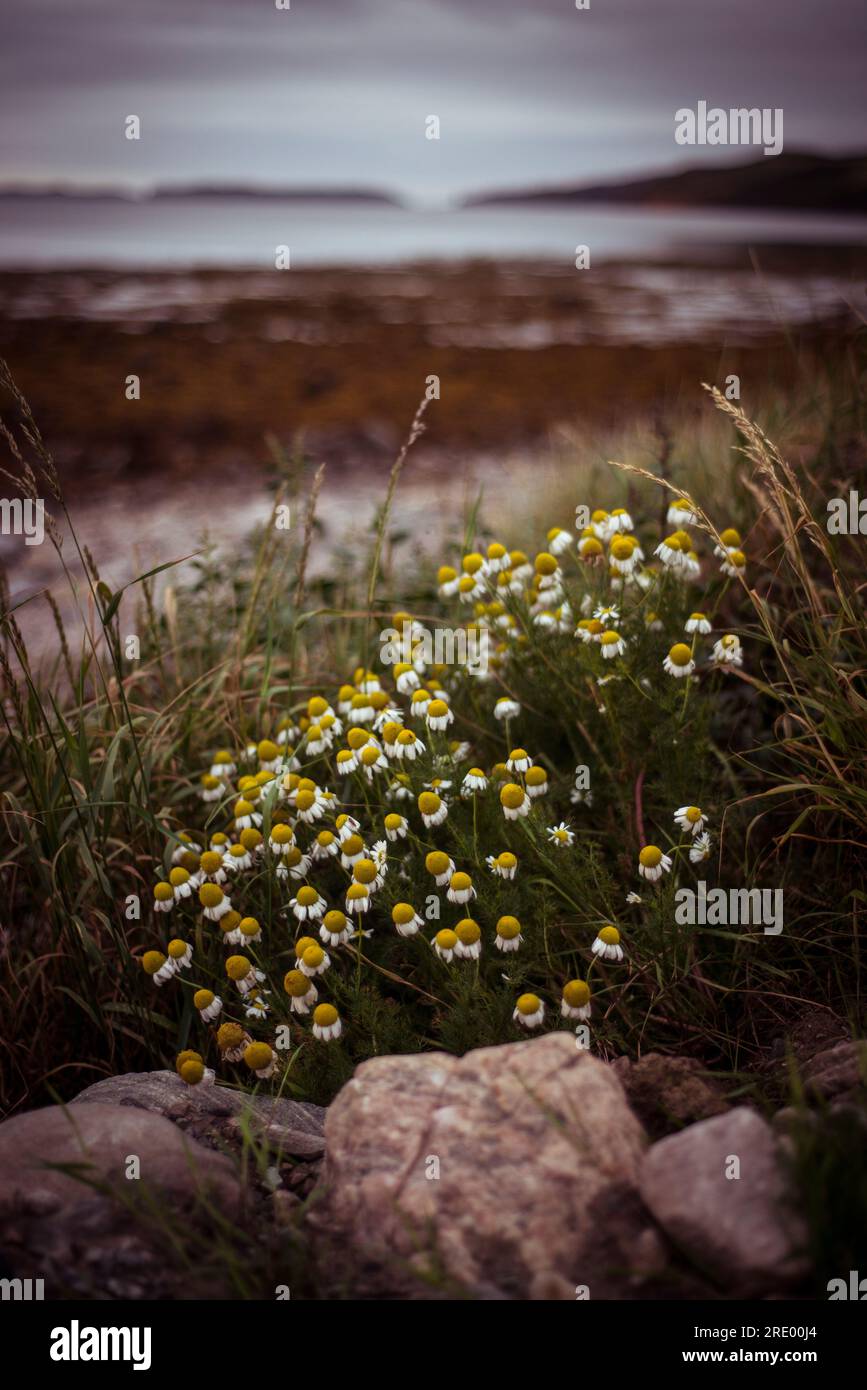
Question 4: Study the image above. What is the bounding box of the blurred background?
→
[1,0,866,648]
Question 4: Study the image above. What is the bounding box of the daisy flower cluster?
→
[137,494,748,1088]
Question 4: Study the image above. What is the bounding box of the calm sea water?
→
[1,195,866,268]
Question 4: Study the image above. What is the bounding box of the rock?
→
[639,1107,809,1295]
[802,1041,867,1104]
[611,1053,729,1138]
[313,1033,658,1299]
[0,1102,241,1298]
[71,1069,326,1160]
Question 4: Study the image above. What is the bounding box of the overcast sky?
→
[2,0,865,202]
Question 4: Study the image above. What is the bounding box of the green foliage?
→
[1,356,865,1117]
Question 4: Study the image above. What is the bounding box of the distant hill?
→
[0,183,404,207]
[461,153,867,215]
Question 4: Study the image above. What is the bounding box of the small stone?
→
[639,1107,810,1295]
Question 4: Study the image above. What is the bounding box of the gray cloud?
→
[1,0,865,199]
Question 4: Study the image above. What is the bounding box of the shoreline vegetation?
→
[1,336,865,1116]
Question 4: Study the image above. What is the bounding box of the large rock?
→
[0,1102,240,1298]
[639,1107,809,1295]
[313,1034,658,1299]
[72,1070,326,1160]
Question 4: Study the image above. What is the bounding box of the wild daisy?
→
[392,902,424,937]
[384,812,408,842]
[176,1051,209,1087]
[578,532,604,560]
[166,938,192,972]
[667,498,698,527]
[238,916,263,946]
[426,698,454,732]
[425,849,456,886]
[210,750,236,779]
[339,833,366,869]
[319,908,352,948]
[294,788,325,824]
[525,765,548,798]
[395,728,426,761]
[284,968,318,1014]
[358,742,389,781]
[509,549,533,583]
[418,791,448,828]
[223,843,253,873]
[663,643,696,678]
[193,987,222,1023]
[685,612,711,635]
[714,526,742,558]
[690,831,713,864]
[608,507,634,533]
[199,773,223,803]
[168,866,194,902]
[225,954,265,996]
[454,919,482,960]
[712,633,743,667]
[561,979,592,1021]
[592,924,624,962]
[675,805,707,836]
[500,783,531,820]
[720,548,746,579]
[547,821,574,848]
[299,942,330,977]
[576,617,603,644]
[655,535,685,569]
[216,1022,251,1063]
[447,871,476,905]
[495,915,523,952]
[289,885,327,923]
[312,1003,343,1042]
[153,882,174,914]
[142,950,175,986]
[340,879,370,919]
[335,814,361,842]
[513,993,545,1029]
[276,846,312,881]
[352,855,380,890]
[462,767,488,795]
[349,692,376,724]
[600,629,626,659]
[505,748,530,775]
[244,1041,277,1080]
[546,526,573,555]
[487,850,518,880]
[233,798,262,831]
[493,696,521,721]
[638,845,672,881]
[199,883,232,921]
[307,832,337,866]
[434,928,459,962]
